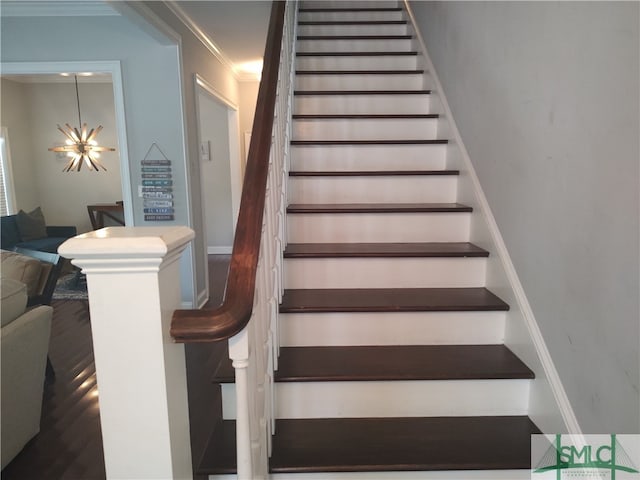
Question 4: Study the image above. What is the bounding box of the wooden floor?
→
[1,255,231,480]
[1,300,105,480]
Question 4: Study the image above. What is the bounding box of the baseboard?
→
[208,246,232,255]
[404,0,580,436]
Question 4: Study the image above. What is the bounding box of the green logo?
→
[533,434,639,479]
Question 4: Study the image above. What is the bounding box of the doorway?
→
[194,75,242,296]
[1,61,132,230]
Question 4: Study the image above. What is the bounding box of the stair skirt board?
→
[288,174,456,203]
[221,379,530,419]
[292,117,439,140]
[290,143,448,171]
[283,257,487,289]
[287,212,470,243]
[279,311,506,346]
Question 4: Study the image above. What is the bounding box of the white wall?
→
[0,79,39,211]
[238,80,260,170]
[197,88,234,250]
[410,1,639,433]
[2,80,122,233]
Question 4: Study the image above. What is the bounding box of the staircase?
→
[201,1,540,478]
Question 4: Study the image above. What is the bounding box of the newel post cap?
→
[59,226,195,261]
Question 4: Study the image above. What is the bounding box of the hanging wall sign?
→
[140,143,175,221]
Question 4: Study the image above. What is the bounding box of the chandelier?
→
[48,75,115,172]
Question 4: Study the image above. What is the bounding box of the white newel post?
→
[58,226,195,480]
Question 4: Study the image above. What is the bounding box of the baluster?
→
[252,255,267,478]
[228,5,299,477]
[229,328,252,480]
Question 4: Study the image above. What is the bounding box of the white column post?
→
[58,226,195,480]
[228,328,253,480]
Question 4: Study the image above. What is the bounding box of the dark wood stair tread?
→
[291,139,447,146]
[275,345,534,382]
[287,202,471,214]
[296,69,424,75]
[280,287,508,313]
[299,20,407,25]
[271,416,540,472]
[284,242,487,258]
[292,113,439,119]
[199,416,540,474]
[212,344,531,383]
[297,51,418,56]
[298,35,412,40]
[289,169,456,176]
[299,8,404,12]
[294,89,430,95]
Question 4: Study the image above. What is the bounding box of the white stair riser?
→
[293,118,438,141]
[299,11,405,22]
[301,1,401,8]
[296,73,424,91]
[222,379,530,419]
[288,175,455,203]
[284,257,486,289]
[294,94,430,115]
[287,212,471,243]
[290,144,447,171]
[297,38,412,52]
[279,311,506,347]
[296,55,417,71]
[297,24,408,36]
[212,470,531,480]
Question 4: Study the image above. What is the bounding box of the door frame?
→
[194,74,242,234]
[1,60,133,226]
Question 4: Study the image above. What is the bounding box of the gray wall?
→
[410,1,639,433]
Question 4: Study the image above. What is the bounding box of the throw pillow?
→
[16,207,47,242]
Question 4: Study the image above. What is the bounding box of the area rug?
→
[52,272,88,301]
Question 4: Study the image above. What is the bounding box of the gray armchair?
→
[1,278,52,469]
[0,248,61,469]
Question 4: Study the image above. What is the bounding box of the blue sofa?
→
[1,212,77,254]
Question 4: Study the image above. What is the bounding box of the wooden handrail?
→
[170,1,286,343]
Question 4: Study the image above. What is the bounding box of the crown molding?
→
[1,1,119,17]
[165,1,240,81]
